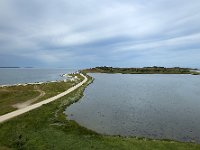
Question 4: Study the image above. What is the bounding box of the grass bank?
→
[0,74,200,149]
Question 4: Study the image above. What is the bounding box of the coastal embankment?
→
[0,73,199,149]
[0,73,87,123]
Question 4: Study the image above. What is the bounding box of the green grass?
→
[0,85,40,115]
[34,81,73,103]
[0,74,199,150]
[0,74,79,115]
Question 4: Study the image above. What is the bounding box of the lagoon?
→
[65,73,200,143]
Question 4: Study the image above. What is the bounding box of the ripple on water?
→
[65,73,200,143]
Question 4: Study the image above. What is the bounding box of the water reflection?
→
[65,73,200,143]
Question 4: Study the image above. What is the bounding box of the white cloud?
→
[0,0,200,67]
[114,33,200,52]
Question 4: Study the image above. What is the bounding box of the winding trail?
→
[12,85,46,109]
[0,73,87,123]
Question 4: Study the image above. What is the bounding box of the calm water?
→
[65,73,200,143]
[0,68,76,85]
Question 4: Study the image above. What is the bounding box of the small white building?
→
[70,78,75,82]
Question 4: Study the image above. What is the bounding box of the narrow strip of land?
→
[0,73,87,123]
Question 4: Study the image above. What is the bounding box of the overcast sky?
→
[0,0,200,68]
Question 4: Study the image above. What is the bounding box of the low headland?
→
[83,66,200,75]
[0,71,200,149]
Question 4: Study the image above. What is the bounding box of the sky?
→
[0,0,200,68]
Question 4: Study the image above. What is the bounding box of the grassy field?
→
[0,85,40,115]
[0,74,199,150]
[0,74,82,116]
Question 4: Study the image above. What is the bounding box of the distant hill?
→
[82,66,192,74]
[0,67,20,68]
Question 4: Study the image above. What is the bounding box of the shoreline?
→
[83,66,200,75]
[0,73,87,123]
[66,73,200,144]
[62,74,200,145]
[0,71,81,87]
[0,74,72,88]
[0,74,199,149]
[0,80,62,88]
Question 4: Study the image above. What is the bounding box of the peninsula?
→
[83,66,192,74]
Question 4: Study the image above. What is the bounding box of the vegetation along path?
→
[12,85,46,109]
[0,73,87,123]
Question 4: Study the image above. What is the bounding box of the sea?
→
[0,68,76,85]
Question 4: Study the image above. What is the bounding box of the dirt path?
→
[0,74,87,123]
[12,86,46,109]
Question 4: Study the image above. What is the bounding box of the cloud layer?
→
[0,0,200,68]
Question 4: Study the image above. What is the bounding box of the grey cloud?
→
[0,0,200,68]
